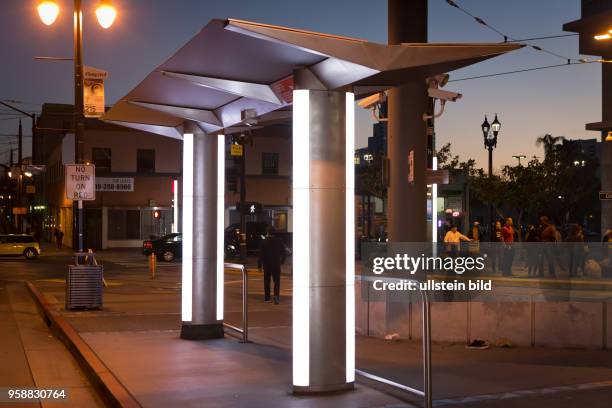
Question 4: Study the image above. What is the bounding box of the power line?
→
[449,61,597,82]
[444,0,589,64]
[513,33,578,42]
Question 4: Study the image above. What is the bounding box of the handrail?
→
[223,262,250,343]
[355,276,432,408]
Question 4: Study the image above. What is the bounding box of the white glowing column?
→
[172,179,179,233]
[345,93,355,384]
[180,124,225,340]
[292,90,310,387]
[432,156,438,244]
[292,89,355,393]
[182,133,194,322]
[216,134,225,321]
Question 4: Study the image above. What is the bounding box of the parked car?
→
[143,233,182,262]
[143,222,280,262]
[224,222,269,257]
[0,234,40,260]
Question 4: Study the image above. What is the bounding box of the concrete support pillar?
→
[387,0,429,242]
[292,85,355,393]
[180,121,225,340]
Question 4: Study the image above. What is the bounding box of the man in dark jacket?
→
[258,227,286,304]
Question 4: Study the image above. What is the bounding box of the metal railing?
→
[355,277,432,408]
[223,262,250,343]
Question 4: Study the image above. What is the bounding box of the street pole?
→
[488,146,494,240]
[239,143,247,262]
[73,0,85,252]
[387,0,429,242]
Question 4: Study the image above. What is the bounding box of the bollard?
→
[149,253,157,279]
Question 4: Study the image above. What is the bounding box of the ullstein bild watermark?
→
[370,254,492,292]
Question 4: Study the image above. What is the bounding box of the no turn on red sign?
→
[65,164,96,201]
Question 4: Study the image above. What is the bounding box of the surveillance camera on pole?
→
[423,73,462,120]
[357,92,388,122]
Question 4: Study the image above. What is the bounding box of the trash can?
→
[65,252,103,310]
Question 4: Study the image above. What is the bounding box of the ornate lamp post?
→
[482,114,501,239]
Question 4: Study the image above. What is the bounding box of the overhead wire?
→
[444,0,595,65]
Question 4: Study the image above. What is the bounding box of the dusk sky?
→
[0,0,602,170]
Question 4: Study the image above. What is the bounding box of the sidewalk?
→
[0,283,103,407]
[29,264,612,407]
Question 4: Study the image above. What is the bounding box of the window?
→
[108,209,142,240]
[137,149,155,173]
[126,210,141,240]
[92,148,111,172]
[107,210,125,240]
[262,152,279,175]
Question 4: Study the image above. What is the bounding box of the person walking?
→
[501,218,515,276]
[258,227,286,304]
[54,228,64,249]
[490,220,504,274]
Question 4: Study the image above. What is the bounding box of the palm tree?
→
[536,134,566,158]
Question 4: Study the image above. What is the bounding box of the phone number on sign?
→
[2,388,68,402]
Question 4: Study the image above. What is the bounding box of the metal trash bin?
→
[66,252,103,310]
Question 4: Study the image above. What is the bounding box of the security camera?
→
[426,73,449,88]
[427,87,462,102]
[241,108,258,127]
[357,92,388,122]
[357,92,386,110]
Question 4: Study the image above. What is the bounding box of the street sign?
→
[65,164,96,200]
[600,191,612,200]
[230,143,243,157]
[95,177,134,192]
[12,207,27,215]
[408,150,414,183]
[426,169,450,185]
[236,201,262,214]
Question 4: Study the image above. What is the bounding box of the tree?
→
[536,134,566,158]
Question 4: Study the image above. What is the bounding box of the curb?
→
[26,282,141,408]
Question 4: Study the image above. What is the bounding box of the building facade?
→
[35,103,181,249]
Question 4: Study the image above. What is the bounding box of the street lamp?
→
[36,0,117,252]
[482,114,501,175]
[512,154,526,166]
[482,114,501,240]
[38,1,117,29]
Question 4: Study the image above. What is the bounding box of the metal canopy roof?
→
[103,18,522,138]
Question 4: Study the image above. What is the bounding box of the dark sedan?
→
[143,233,182,262]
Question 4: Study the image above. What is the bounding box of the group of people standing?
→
[443,215,589,278]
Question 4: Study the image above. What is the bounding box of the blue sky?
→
[0,0,603,169]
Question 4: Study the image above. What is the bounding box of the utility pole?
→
[239,141,247,262]
[73,0,85,252]
[387,0,429,242]
[18,119,22,166]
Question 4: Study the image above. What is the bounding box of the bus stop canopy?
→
[103,18,521,138]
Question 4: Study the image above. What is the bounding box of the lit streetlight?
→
[512,154,526,166]
[36,0,117,251]
[482,114,501,239]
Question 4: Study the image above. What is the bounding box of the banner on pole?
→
[84,66,108,118]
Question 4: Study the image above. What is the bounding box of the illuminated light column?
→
[292,88,355,393]
[432,156,438,244]
[180,121,225,339]
[172,179,179,233]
